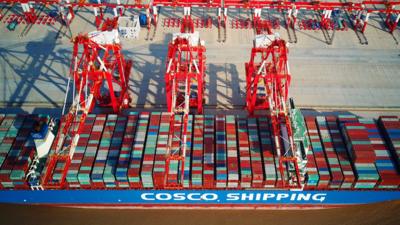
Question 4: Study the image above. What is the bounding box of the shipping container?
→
[360,118,400,188]
[326,116,355,189]
[66,114,96,188]
[203,115,215,188]
[316,116,344,188]
[226,115,239,188]
[183,115,193,188]
[104,116,127,188]
[258,117,277,188]
[305,117,331,189]
[153,112,171,188]
[215,115,227,188]
[237,116,252,188]
[128,113,149,188]
[340,120,380,189]
[141,113,160,188]
[116,113,139,188]
[78,115,106,188]
[191,115,204,188]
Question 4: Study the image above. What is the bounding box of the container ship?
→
[0,0,400,208]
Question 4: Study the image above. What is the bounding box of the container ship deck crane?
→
[245,34,305,188]
[164,32,206,187]
[41,30,132,188]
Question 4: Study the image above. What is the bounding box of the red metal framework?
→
[2,1,400,10]
[181,15,195,33]
[385,10,400,33]
[1,1,399,35]
[42,32,132,188]
[164,35,205,187]
[245,36,301,188]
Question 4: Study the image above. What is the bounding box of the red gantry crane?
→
[164,32,206,187]
[1,1,399,43]
[42,30,132,188]
[245,34,301,188]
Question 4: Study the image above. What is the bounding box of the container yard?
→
[0,0,400,216]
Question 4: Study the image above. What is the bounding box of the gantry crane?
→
[164,32,205,187]
[245,33,303,188]
[42,30,132,188]
[1,1,399,40]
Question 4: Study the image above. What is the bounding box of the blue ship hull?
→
[1,190,399,207]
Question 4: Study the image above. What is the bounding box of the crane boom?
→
[245,34,302,188]
[42,30,132,188]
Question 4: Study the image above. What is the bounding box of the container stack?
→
[191,115,204,188]
[51,117,80,185]
[8,116,37,189]
[379,116,400,173]
[316,116,344,188]
[67,114,95,188]
[0,114,16,189]
[116,113,138,188]
[341,122,379,188]
[203,115,215,188]
[360,118,400,189]
[104,116,127,188]
[215,115,227,188]
[78,115,106,188]
[258,117,277,188]
[10,146,35,189]
[0,115,25,189]
[183,115,193,188]
[167,115,182,186]
[91,115,117,188]
[0,115,19,169]
[226,115,239,188]
[3,112,400,191]
[128,112,149,188]
[141,113,160,188]
[153,113,171,188]
[326,116,355,189]
[248,118,263,188]
[0,115,10,172]
[305,117,331,188]
[42,117,67,187]
[237,116,252,188]
[304,135,319,189]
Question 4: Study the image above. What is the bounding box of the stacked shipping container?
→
[66,114,95,188]
[191,115,204,188]
[237,116,252,188]
[248,118,263,187]
[326,116,355,189]
[258,117,277,188]
[0,113,400,191]
[339,116,380,188]
[78,115,106,188]
[203,115,215,188]
[153,113,170,188]
[141,113,160,188]
[104,116,127,188]
[226,115,239,188]
[305,117,331,188]
[215,115,227,188]
[379,116,400,173]
[0,115,26,188]
[359,118,400,188]
[116,113,138,188]
[183,115,193,188]
[167,115,182,186]
[128,113,149,188]
[316,116,344,188]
